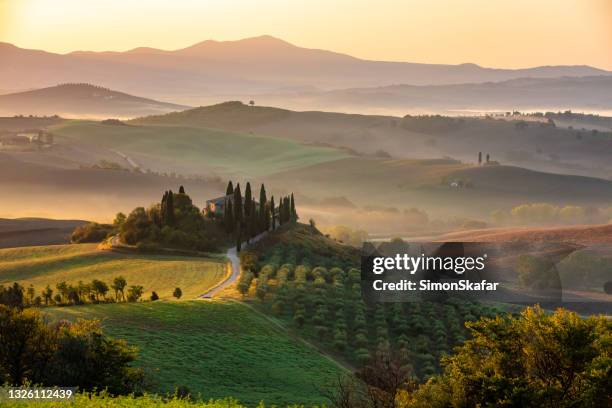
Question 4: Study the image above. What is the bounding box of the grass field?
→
[44,301,343,406]
[50,120,348,177]
[0,244,227,299]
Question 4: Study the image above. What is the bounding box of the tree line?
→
[0,279,184,308]
[221,181,298,251]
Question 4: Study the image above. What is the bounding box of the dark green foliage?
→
[71,222,114,243]
[0,306,143,394]
[0,283,24,308]
[173,287,182,299]
[121,190,229,252]
[270,196,276,230]
[150,291,159,301]
[178,185,185,194]
[225,181,234,196]
[410,307,611,408]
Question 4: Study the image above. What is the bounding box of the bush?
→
[71,222,114,243]
[0,306,143,394]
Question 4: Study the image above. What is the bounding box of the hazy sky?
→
[1,0,611,69]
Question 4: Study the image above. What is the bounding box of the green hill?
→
[0,244,226,299]
[50,120,348,177]
[43,301,344,406]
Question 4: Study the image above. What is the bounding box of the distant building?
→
[205,194,231,217]
[205,194,260,217]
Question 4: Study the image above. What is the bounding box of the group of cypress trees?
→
[160,190,175,226]
[222,181,298,250]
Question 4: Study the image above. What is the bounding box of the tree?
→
[486,153,490,163]
[91,280,109,301]
[150,291,159,301]
[249,100,255,106]
[233,184,243,224]
[270,196,276,230]
[226,180,234,196]
[113,212,126,229]
[42,285,53,305]
[290,193,298,221]
[173,287,182,299]
[244,182,252,218]
[478,151,482,165]
[178,185,185,194]
[127,286,143,302]
[111,276,127,302]
[259,184,268,232]
[0,283,24,308]
[223,198,234,233]
[26,285,35,305]
[412,306,612,408]
[56,281,68,303]
[165,190,175,226]
[0,306,144,394]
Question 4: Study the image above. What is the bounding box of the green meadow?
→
[44,301,343,406]
[0,244,227,299]
[51,121,348,177]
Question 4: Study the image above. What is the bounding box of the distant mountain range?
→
[1,36,610,107]
[296,75,612,114]
[0,84,188,118]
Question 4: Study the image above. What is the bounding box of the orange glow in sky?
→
[1,0,611,69]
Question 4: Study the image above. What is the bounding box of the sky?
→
[1,0,611,69]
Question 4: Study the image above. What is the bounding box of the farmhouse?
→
[205,194,231,217]
[205,194,261,217]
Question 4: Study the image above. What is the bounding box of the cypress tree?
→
[166,190,175,226]
[244,182,252,217]
[179,185,185,194]
[226,181,234,196]
[161,191,168,226]
[234,183,243,224]
[259,184,267,231]
[270,196,276,230]
[290,193,297,221]
[250,200,257,238]
[224,198,234,233]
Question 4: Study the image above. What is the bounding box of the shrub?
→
[71,222,114,243]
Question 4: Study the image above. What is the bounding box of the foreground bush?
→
[0,392,326,407]
[409,306,611,408]
[0,306,143,395]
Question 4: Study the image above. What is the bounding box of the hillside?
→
[0,218,87,248]
[0,84,189,118]
[44,301,344,405]
[1,36,609,106]
[270,159,612,217]
[49,120,349,177]
[313,75,612,113]
[440,223,612,245]
[134,101,612,180]
[0,244,226,299]
[249,222,361,268]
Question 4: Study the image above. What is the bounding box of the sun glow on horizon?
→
[0,0,611,69]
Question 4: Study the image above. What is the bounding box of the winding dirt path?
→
[199,232,268,298]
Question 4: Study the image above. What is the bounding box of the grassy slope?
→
[44,301,343,406]
[0,244,226,299]
[269,158,612,216]
[50,120,348,177]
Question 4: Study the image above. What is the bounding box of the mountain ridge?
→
[1,36,610,105]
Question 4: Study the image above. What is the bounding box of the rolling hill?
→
[310,75,612,114]
[1,36,609,107]
[0,83,189,118]
[0,243,227,299]
[44,301,344,405]
[0,218,87,248]
[134,101,612,179]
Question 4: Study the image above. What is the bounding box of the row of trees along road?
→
[222,181,298,251]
